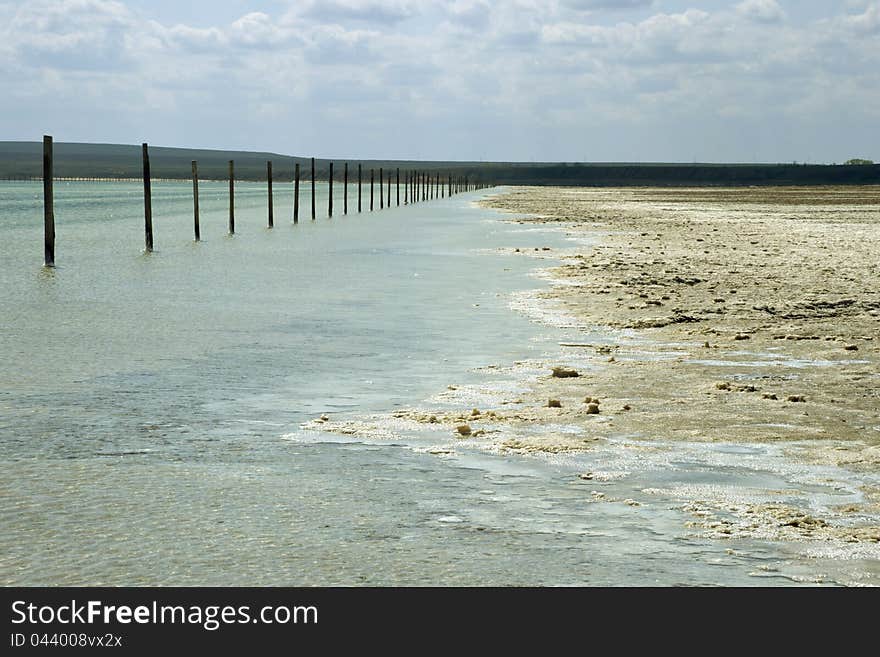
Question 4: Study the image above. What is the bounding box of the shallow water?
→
[0,181,874,585]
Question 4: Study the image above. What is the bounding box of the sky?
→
[0,0,878,162]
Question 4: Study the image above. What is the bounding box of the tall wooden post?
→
[370,169,374,211]
[358,163,362,213]
[396,168,400,207]
[310,157,316,220]
[42,135,55,267]
[267,160,274,228]
[192,160,200,241]
[143,143,153,252]
[344,162,348,215]
[379,168,384,209]
[293,162,300,224]
[404,171,408,205]
[328,161,334,218]
[228,160,235,235]
[387,173,391,208]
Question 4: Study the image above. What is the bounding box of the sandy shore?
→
[309,185,880,572]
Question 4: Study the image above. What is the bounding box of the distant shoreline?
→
[2,141,878,186]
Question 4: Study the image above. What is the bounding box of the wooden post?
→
[293,162,300,224]
[386,172,391,208]
[310,157,316,220]
[192,160,200,241]
[143,143,153,252]
[344,162,348,215]
[228,159,235,235]
[404,170,408,205]
[379,168,384,209]
[267,160,274,228]
[370,169,374,211]
[358,163,362,213]
[329,161,334,218]
[42,135,55,267]
[396,168,400,207]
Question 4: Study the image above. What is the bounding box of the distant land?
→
[1,141,878,187]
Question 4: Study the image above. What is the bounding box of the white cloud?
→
[295,0,416,24]
[1,0,878,162]
[562,0,653,10]
[841,1,880,33]
[736,0,785,23]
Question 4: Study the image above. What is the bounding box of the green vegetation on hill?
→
[0,141,878,186]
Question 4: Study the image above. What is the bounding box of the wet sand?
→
[310,185,880,575]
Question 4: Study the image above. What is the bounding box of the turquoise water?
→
[0,181,862,585]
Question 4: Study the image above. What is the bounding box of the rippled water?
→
[0,181,872,585]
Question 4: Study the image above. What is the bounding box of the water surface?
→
[0,181,867,585]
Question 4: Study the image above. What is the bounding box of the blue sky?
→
[1,0,877,162]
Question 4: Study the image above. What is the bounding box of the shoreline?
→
[307,185,880,584]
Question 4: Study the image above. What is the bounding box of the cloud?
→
[562,0,653,9]
[1,0,878,162]
[296,0,416,24]
[736,0,785,24]
[6,0,138,70]
[841,2,880,33]
[445,0,491,30]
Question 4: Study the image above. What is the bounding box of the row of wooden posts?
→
[40,136,491,267]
